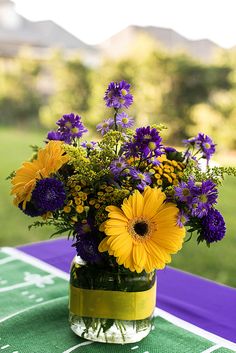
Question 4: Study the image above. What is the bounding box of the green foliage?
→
[39,53,91,128]
[0,56,42,126]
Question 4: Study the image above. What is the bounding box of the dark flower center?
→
[134,221,148,236]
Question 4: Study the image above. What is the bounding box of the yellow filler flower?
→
[99,186,185,273]
[11,141,69,209]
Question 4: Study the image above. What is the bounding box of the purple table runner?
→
[19,238,236,343]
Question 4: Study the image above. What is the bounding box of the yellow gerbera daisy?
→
[11,141,69,209]
[99,186,185,273]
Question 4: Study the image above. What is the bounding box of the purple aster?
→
[176,209,189,227]
[110,157,129,176]
[199,208,226,244]
[174,179,197,204]
[74,222,103,264]
[184,133,216,163]
[123,126,163,160]
[104,80,133,109]
[191,180,218,218]
[96,118,114,135]
[196,133,216,162]
[81,141,97,150]
[56,113,87,143]
[31,178,66,214]
[130,168,152,191]
[116,112,134,128]
[47,131,66,142]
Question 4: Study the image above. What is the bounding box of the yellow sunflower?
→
[99,186,185,273]
[11,141,69,209]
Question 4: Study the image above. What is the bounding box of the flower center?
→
[204,142,211,149]
[65,122,72,128]
[122,117,129,124]
[134,221,148,236]
[121,89,127,96]
[71,127,79,133]
[199,194,208,203]
[128,217,154,240]
[182,188,190,197]
[148,141,156,150]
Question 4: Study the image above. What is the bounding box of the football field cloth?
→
[0,247,236,353]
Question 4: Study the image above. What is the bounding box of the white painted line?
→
[28,294,36,299]
[0,257,15,266]
[35,298,43,303]
[131,346,139,350]
[1,248,69,281]
[21,291,29,295]
[200,344,222,353]
[0,274,55,293]
[155,308,236,351]
[62,341,93,353]
[0,296,67,324]
[0,345,10,349]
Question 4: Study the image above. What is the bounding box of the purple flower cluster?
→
[184,133,216,163]
[47,113,87,144]
[123,126,163,161]
[110,157,128,176]
[199,208,226,244]
[104,80,133,109]
[175,179,218,218]
[20,178,66,216]
[74,221,103,263]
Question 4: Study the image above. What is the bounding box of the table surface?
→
[18,237,236,345]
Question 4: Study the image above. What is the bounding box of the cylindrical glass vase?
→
[69,256,156,344]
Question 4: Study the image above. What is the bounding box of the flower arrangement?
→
[10,80,236,343]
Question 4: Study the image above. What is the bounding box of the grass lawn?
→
[1,127,236,286]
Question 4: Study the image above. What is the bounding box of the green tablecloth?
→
[1,247,235,353]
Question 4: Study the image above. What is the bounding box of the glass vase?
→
[69,256,156,344]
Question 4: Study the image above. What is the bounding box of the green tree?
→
[39,53,91,129]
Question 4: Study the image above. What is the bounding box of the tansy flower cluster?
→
[10,80,235,274]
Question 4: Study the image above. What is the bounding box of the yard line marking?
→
[131,346,139,350]
[155,308,236,351]
[0,296,67,323]
[200,344,222,353]
[1,248,69,281]
[28,294,36,299]
[0,345,10,349]
[0,257,15,266]
[62,341,93,352]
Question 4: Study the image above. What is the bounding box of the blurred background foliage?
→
[1,45,236,286]
[1,46,236,148]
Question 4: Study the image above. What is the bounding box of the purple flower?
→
[199,208,226,244]
[81,141,97,150]
[58,113,87,137]
[174,179,196,204]
[47,131,66,142]
[123,126,163,160]
[19,201,42,217]
[184,133,216,163]
[116,112,134,128]
[47,113,87,144]
[104,80,133,109]
[74,222,103,264]
[197,133,216,161]
[96,118,114,135]
[177,210,189,227]
[191,180,218,218]
[110,157,128,176]
[31,178,66,214]
[130,168,152,191]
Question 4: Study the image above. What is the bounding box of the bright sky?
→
[14,0,236,48]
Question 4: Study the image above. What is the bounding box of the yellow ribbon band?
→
[69,281,156,320]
